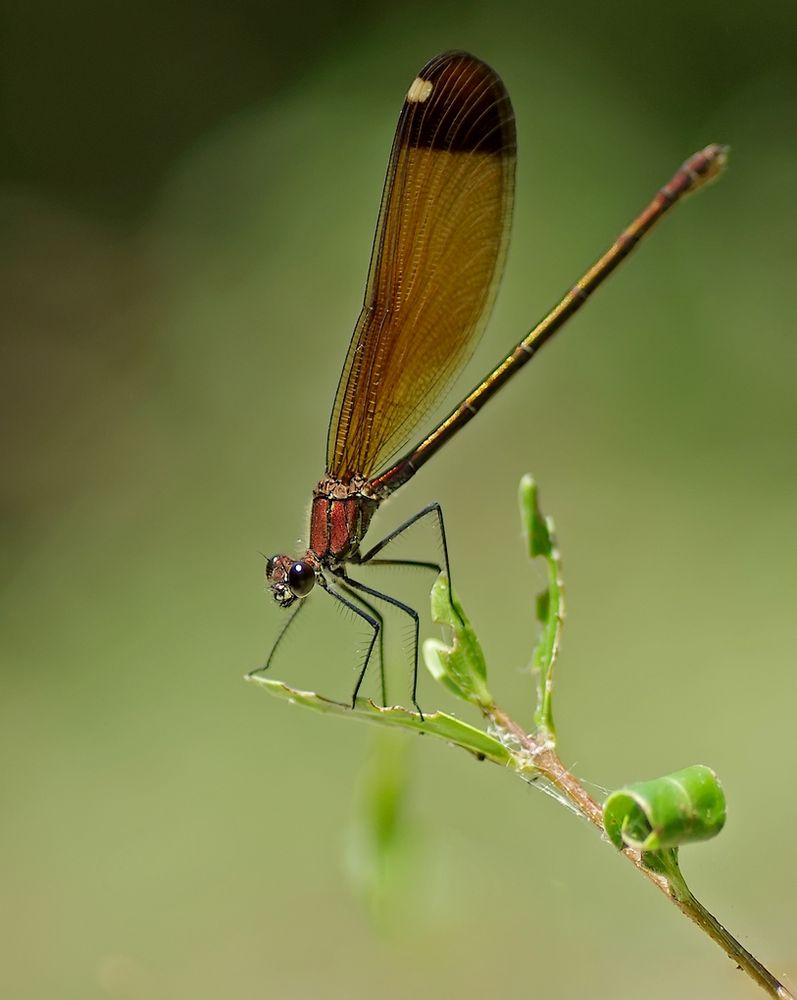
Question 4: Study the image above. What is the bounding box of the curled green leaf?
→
[423,574,493,710]
[518,475,564,742]
[603,765,726,852]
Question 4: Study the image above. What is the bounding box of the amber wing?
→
[326,51,516,483]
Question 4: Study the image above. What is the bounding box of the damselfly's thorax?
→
[310,475,380,564]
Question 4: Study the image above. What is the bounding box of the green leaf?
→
[423,574,493,710]
[603,765,727,852]
[247,674,510,765]
[346,730,416,923]
[519,475,564,741]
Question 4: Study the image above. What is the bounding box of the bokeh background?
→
[2,1,795,997]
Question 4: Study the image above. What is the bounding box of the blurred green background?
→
[2,1,795,997]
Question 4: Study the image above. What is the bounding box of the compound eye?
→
[288,561,315,598]
[265,554,280,579]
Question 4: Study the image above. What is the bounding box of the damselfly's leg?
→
[336,580,387,707]
[340,573,424,720]
[318,578,381,710]
[249,598,306,678]
[360,558,441,574]
[355,502,463,626]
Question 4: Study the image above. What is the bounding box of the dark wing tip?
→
[401,51,515,156]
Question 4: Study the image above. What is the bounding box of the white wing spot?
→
[406,77,433,103]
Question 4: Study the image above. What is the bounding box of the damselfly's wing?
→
[326,51,516,483]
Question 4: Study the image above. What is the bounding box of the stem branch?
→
[486,702,793,1000]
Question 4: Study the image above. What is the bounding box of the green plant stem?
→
[487,703,794,1000]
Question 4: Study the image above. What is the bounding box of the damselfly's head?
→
[266,553,318,608]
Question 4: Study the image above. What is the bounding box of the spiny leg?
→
[318,578,380,709]
[340,573,424,720]
[336,580,387,707]
[249,597,306,678]
[362,558,441,574]
[356,501,463,627]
